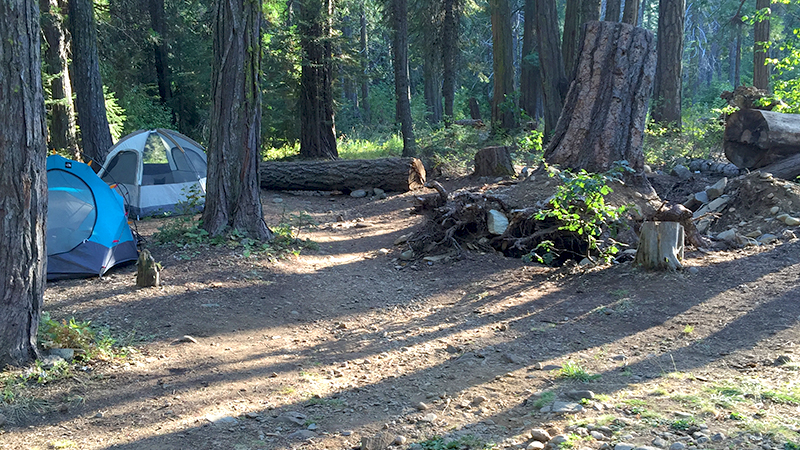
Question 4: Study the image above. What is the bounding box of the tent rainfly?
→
[98,129,208,218]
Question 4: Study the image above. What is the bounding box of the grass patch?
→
[670,417,696,430]
[153,210,319,260]
[417,434,495,449]
[306,397,345,407]
[622,398,648,406]
[556,361,601,382]
[761,389,800,405]
[532,391,556,409]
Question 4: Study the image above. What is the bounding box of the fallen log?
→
[259,157,426,192]
[724,109,800,171]
[761,153,800,180]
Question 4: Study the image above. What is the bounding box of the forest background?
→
[41,0,800,171]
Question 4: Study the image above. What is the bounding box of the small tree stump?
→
[136,249,160,287]
[634,221,684,271]
[474,146,515,177]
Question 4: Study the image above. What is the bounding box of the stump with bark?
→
[634,221,684,271]
[259,157,426,192]
[543,21,657,173]
[474,146,516,177]
[723,109,800,176]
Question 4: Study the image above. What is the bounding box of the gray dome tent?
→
[98,129,207,218]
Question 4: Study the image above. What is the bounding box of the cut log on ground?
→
[260,157,426,192]
[761,153,800,180]
[544,21,656,173]
[724,109,800,173]
[474,146,515,177]
[634,221,684,271]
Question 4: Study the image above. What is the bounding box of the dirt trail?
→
[3,178,800,450]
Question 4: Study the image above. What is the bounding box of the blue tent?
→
[47,155,138,280]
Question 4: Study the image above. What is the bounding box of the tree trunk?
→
[40,0,78,158]
[562,0,581,80]
[753,0,770,90]
[391,0,416,156]
[605,0,622,21]
[360,7,371,121]
[299,0,337,159]
[543,21,657,173]
[68,0,114,164]
[202,0,272,241]
[622,0,639,25]
[732,21,742,87]
[520,0,542,120]
[422,7,444,126]
[723,109,800,170]
[634,222,684,270]
[536,0,567,137]
[0,0,48,367]
[148,0,172,105]
[469,98,482,120]
[442,0,459,119]
[259,158,426,192]
[651,0,685,129]
[490,0,517,131]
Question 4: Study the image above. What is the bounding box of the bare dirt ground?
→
[2,172,800,450]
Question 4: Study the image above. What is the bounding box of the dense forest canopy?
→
[40,0,800,160]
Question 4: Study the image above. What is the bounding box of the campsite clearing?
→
[3,172,800,450]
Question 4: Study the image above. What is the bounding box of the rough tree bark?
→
[622,0,640,25]
[390,0,416,156]
[651,0,685,129]
[259,158,426,192]
[536,0,567,137]
[490,0,517,130]
[442,0,459,119]
[68,0,114,164]
[543,21,657,173]
[520,0,542,120]
[753,0,770,90]
[201,0,272,241]
[40,0,78,158]
[605,0,622,21]
[299,0,337,159]
[724,109,800,170]
[0,0,48,367]
[562,0,582,81]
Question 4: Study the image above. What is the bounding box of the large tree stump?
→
[543,21,656,173]
[259,157,426,192]
[723,109,800,172]
[634,221,684,271]
[474,146,515,177]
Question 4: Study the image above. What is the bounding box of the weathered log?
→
[453,119,485,127]
[634,221,684,271]
[723,109,800,171]
[544,21,656,173]
[761,153,800,180]
[259,157,426,192]
[474,146,515,177]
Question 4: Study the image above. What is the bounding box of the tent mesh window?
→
[101,151,138,185]
[142,133,172,185]
[47,170,97,255]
